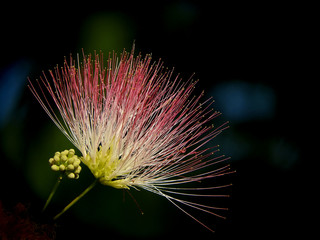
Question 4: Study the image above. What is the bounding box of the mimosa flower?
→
[29,48,232,231]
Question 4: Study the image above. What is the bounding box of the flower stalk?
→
[42,174,63,212]
[53,179,98,220]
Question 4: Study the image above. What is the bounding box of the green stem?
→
[43,174,63,212]
[53,179,98,220]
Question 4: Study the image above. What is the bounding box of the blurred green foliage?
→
[79,12,135,54]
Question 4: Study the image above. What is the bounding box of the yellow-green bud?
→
[68,149,75,157]
[48,149,82,179]
[73,159,81,168]
[69,148,75,153]
[61,150,68,155]
[49,158,54,164]
[67,173,75,179]
[68,157,75,164]
[61,155,68,161]
[54,155,60,162]
[59,165,66,171]
[67,164,74,171]
[51,165,60,171]
[74,166,81,174]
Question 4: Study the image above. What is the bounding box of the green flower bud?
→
[74,166,81,174]
[68,149,75,157]
[49,149,82,179]
[54,155,60,162]
[51,165,60,171]
[61,150,69,155]
[67,164,74,171]
[73,159,81,168]
[67,173,75,179]
[68,157,75,164]
[61,155,68,161]
[69,148,75,153]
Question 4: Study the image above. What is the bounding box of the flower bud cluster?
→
[49,149,82,179]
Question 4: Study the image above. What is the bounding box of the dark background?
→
[0,1,311,239]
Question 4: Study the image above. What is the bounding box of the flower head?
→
[29,48,231,231]
[49,149,82,179]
